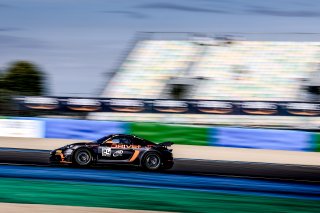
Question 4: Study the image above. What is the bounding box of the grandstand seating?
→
[188,41,320,101]
[103,40,200,98]
[103,39,320,101]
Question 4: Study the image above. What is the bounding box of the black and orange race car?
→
[50,134,174,170]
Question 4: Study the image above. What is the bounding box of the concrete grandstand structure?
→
[103,33,320,101]
[90,33,320,129]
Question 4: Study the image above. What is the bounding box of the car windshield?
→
[94,135,111,144]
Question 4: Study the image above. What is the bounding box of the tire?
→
[142,153,162,171]
[73,148,92,166]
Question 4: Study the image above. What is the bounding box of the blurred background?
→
[1,0,320,212]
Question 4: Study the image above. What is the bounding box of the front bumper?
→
[49,150,72,164]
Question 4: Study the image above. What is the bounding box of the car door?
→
[111,136,135,161]
[97,136,135,162]
[97,137,113,161]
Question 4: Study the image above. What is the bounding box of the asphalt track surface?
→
[0,148,320,182]
[1,164,320,201]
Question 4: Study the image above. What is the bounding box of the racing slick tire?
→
[142,152,162,171]
[73,148,92,167]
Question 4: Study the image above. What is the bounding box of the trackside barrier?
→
[5,117,320,152]
[44,118,129,141]
[312,133,320,152]
[11,117,129,141]
[129,122,209,146]
[0,119,44,138]
[210,127,313,152]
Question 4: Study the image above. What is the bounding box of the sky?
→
[1,0,320,96]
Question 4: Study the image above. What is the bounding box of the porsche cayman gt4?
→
[50,134,174,170]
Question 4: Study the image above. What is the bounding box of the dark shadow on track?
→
[0,149,319,182]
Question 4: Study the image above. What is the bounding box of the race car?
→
[50,134,174,170]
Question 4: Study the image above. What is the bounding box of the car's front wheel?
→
[73,148,92,166]
[142,153,162,171]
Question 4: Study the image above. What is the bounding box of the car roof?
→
[111,134,138,138]
[111,134,150,141]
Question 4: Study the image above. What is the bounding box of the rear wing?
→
[156,142,174,147]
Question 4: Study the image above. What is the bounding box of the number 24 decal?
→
[101,147,111,157]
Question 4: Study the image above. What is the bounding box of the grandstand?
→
[188,41,320,101]
[103,34,320,101]
[104,40,201,99]
[90,33,320,129]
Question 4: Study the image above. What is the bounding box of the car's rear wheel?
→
[142,153,161,170]
[73,149,92,166]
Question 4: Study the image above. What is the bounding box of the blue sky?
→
[1,0,320,96]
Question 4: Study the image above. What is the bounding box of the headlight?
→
[51,149,62,155]
[65,144,74,149]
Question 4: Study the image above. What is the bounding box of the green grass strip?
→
[0,178,319,212]
[129,122,209,146]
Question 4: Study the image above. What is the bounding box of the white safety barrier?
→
[0,119,44,138]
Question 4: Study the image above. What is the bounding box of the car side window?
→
[111,137,131,145]
[119,137,131,145]
[111,138,120,143]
